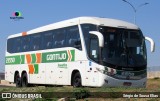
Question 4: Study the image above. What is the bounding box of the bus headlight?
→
[96,68,102,73]
[96,68,108,75]
[96,68,106,74]
[96,67,116,76]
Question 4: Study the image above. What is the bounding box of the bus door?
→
[85,37,99,86]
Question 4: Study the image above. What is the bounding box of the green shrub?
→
[72,89,90,99]
[154,77,160,79]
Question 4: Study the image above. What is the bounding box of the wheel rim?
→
[16,75,20,86]
[74,76,81,87]
[22,75,28,87]
[22,77,26,86]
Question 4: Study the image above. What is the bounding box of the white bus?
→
[5,17,155,87]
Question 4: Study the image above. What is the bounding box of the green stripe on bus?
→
[34,64,39,74]
[6,50,75,65]
[5,55,21,65]
[31,54,36,63]
[6,55,25,65]
[70,50,75,61]
[20,55,25,64]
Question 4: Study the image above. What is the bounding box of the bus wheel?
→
[15,73,21,87]
[73,72,82,87]
[21,73,28,87]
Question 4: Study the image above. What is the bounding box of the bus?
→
[5,17,155,87]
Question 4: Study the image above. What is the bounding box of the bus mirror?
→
[89,31,104,47]
[145,36,155,52]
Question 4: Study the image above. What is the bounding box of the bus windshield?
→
[99,26,147,68]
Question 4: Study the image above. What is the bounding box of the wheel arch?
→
[21,70,29,87]
[21,71,28,82]
[21,71,27,77]
[71,69,81,86]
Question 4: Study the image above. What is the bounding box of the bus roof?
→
[79,17,139,29]
[8,16,139,39]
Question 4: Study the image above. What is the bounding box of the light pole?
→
[122,0,149,24]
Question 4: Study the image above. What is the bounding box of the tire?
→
[72,72,82,87]
[21,73,28,87]
[15,73,21,87]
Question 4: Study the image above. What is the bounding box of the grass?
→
[0,79,160,101]
[1,79,160,92]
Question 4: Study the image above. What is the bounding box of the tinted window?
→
[81,24,97,54]
[7,25,82,53]
[43,32,53,49]
[66,26,81,50]
[90,36,99,62]
[7,37,23,53]
[31,34,42,51]
[15,37,22,52]
[7,38,14,53]
[21,36,31,52]
[53,28,66,48]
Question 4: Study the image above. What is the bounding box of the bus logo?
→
[46,53,67,61]
[42,50,75,63]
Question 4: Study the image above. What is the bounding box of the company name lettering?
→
[47,53,66,61]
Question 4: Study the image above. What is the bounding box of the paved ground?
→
[0,80,15,87]
[0,84,15,87]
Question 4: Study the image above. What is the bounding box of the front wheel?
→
[72,72,82,87]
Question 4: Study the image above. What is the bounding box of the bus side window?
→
[7,38,14,53]
[15,37,22,52]
[66,26,82,50]
[22,36,31,52]
[89,35,99,62]
[31,34,42,51]
[53,29,66,48]
[44,32,53,49]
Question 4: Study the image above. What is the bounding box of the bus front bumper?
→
[98,74,147,87]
